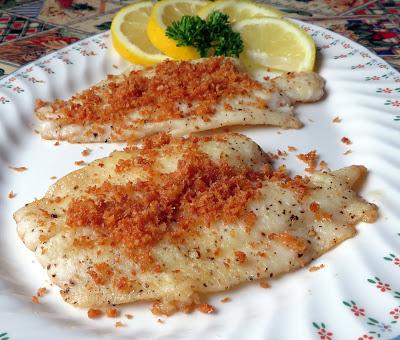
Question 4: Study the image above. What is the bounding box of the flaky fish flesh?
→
[14,133,377,315]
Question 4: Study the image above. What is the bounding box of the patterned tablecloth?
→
[0,0,398,77]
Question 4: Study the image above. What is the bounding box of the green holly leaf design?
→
[394,291,400,299]
[395,116,400,122]
[321,322,326,329]
[343,301,352,307]
[0,333,9,340]
[312,322,320,329]
[368,317,379,324]
[384,254,396,261]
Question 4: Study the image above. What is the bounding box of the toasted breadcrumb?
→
[268,232,307,252]
[74,160,86,166]
[66,143,272,270]
[8,191,16,199]
[88,308,103,319]
[9,166,28,172]
[37,287,47,297]
[44,58,261,126]
[297,150,318,173]
[125,313,134,320]
[81,148,92,157]
[198,303,215,314]
[287,146,297,152]
[234,251,247,264]
[54,141,60,146]
[341,137,352,145]
[157,319,165,324]
[220,297,231,303]
[332,116,342,123]
[319,160,328,170]
[343,150,352,155]
[106,307,119,318]
[115,321,124,328]
[309,201,320,213]
[50,176,57,180]
[31,295,39,304]
[259,280,270,288]
[309,264,325,272]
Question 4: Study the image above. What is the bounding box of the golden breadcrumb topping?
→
[66,135,311,273]
[297,150,318,173]
[41,57,261,127]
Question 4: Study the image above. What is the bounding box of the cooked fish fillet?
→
[14,134,377,314]
[35,57,324,143]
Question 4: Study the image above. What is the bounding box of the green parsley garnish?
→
[165,11,244,58]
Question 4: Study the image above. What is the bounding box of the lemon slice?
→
[147,0,209,60]
[233,18,316,72]
[198,0,283,22]
[111,1,168,66]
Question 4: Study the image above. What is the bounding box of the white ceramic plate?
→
[0,22,399,340]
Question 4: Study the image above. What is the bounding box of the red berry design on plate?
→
[351,305,366,317]
[390,307,400,320]
[313,322,333,340]
[358,335,374,340]
[368,277,391,292]
[318,328,333,340]
[343,300,366,317]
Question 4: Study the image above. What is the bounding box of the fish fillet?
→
[35,57,325,143]
[14,134,377,314]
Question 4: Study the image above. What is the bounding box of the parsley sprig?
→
[165,11,244,58]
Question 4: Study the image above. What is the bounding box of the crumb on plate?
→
[297,150,318,173]
[37,287,47,297]
[88,308,103,319]
[8,166,28,172]
[81,148,92,157]
[332,116,342,123]
[106,307,119,318]
[198,303,215,314]
[341,137,352,145]
[8,191,16,199]
[309,264,325,272]
[319,160,328,170]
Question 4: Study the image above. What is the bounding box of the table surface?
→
[0,0,398,78]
